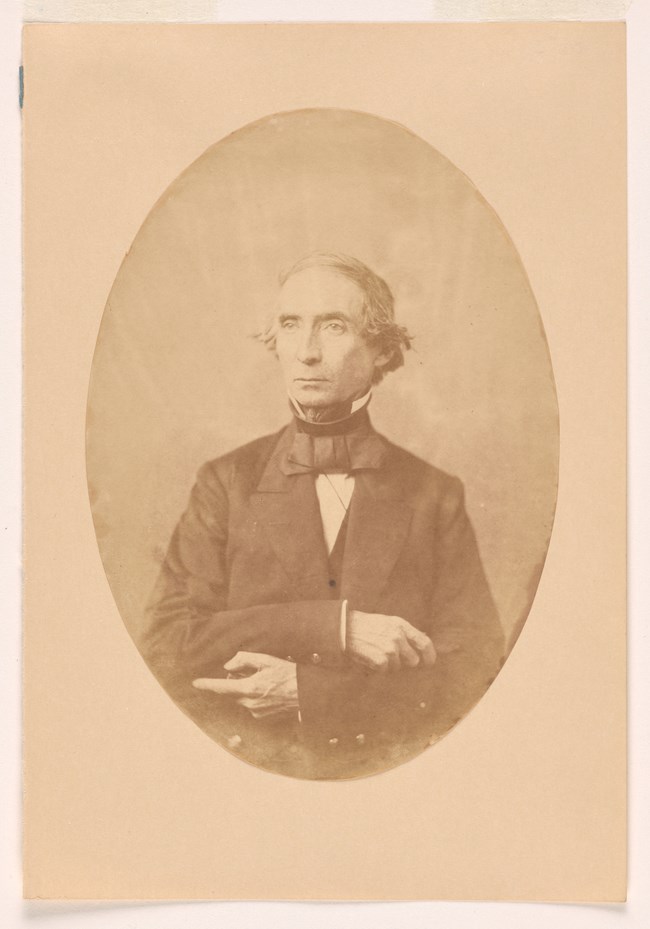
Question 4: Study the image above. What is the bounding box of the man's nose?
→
[296,328,322,364]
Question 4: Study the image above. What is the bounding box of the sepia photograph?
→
[21,19,628,902]
[86,108,559,779]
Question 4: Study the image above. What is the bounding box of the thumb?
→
[224,651,268,673]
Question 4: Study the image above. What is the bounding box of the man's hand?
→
[192,652,299,719]
[347,610,437,672]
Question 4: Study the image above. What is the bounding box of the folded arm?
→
[140,462,345,690]
[294,478,505,744]
[422,477,505,734]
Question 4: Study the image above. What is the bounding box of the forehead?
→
[277,267,365,320]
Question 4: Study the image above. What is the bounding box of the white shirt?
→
[288,391,372,651]
[314,473,355,554]
[288,390,372,553]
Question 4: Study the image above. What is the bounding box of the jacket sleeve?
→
[294,477,505,747]
[424,476,505,734]
[139,461,344,692]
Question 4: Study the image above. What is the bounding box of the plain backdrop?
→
[86,107,558,658]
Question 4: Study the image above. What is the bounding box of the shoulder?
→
[194,427,286,493]
[380,435,466,516]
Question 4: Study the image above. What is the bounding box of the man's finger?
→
[421,641,437,666]
[397,637,421,668]
[349,648,385,672]
[192,677,252,694]
[416,639,437,667]
[369,649,393,672]
[224,652,264,673]
[238,697,283,716]
[238,696,262,710]
[240,701,290,719]
[385,649,402,673]
[404,630,437,666]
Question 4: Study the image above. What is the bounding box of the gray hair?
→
[258,252,412,384]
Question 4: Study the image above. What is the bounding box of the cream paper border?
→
[4,2,650,928]
[22,21,626,903]
[3,1,650,926]
[23,0,632,23]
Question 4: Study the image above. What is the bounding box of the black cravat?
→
[280,405,387,475]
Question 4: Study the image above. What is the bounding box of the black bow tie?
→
[281,431,387,475]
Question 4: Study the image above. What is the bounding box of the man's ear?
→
[373,349,392,371]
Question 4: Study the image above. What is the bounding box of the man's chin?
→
[292,386,334,408]
[295,396,332,410]
[290,391,358,424]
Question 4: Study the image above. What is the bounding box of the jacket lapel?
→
[250,425,331,599]
[250,421,413,605]
[340,467,413,608]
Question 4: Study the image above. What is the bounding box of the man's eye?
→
[281,320,297,330]
[324,321,345,332]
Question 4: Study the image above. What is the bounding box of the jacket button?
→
[419,701,427,709]
[311,653,322,664]
[227,735,242,749]
[328,737,339,747]
[286,656,294,662]
[355,733,365,746]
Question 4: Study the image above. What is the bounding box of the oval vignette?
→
[86,109,559,780]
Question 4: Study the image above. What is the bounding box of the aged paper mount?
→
[22,22,626,902]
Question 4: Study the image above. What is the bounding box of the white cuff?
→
[339,599,348,652]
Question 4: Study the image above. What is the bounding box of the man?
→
[141,253,505,779]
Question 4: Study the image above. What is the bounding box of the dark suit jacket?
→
[141,417,505,779]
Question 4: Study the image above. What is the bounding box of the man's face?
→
[274,267,388,410]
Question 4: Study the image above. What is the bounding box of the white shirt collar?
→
[289,389,372,422]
